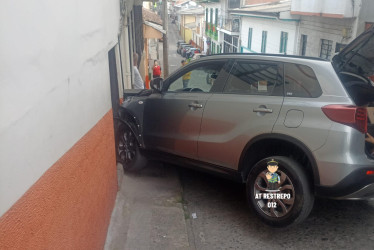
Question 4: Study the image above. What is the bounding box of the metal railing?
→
[218,17,240,32]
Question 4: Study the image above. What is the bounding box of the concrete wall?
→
[185,28,193,43]
[297,16,356,58]
[357,0,374,35]
[291,0,355,18]
[240,16,298,54]
[0,0,120,248]
[185,15,196,24]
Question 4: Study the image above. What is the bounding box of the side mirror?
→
[150,78,163,92]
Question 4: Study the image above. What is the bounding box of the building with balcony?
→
[198,0,232,54]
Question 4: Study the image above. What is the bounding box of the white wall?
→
[298,16,356,58]
[240,16,298,54]
[291,0,356,18]
[0,0,120,216]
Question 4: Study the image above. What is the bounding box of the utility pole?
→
[162,0,169,78]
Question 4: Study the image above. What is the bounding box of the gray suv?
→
[117,28,374,227]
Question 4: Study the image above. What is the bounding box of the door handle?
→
[188,103,203,108]
[253,108,273,113]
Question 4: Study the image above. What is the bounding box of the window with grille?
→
[205,9,208,30]
[300,34,307,56]
[261,31,267,53]
[248,28,253,49]
[320,39,333,60]
[210,8,213,24]
[215,9,218,26]
[279,31,288,53]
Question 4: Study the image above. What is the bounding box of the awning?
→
[144,21,166,34]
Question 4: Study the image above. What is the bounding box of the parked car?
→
[180,45,193,56]
[176,40,185,47]
[186,48,201,58]
[177,43,189,54]
[117,27,374,227]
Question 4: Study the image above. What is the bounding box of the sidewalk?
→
[104,163,191,250]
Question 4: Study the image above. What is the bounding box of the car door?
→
[198,60,284,169]
[143,60,230,159]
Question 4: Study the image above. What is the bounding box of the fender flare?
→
[239,133,320,185]
[114,117,144,148]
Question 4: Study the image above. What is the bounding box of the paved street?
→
[179,168,374,249]
[159,21,185,77]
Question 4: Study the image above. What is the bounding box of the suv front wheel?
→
[246,156,314,227]
[116,123,147,172]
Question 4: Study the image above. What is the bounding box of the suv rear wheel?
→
[246,156,314,227]
[116,123,147,172]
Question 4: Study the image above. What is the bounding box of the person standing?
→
[133,52,144,89]
[152,60,162,79]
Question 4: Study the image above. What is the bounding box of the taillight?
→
[367,170,374,175]
[322,105,367,133]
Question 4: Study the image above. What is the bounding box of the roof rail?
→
[204,53,327,61]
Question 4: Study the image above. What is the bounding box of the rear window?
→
[284,63,322,98]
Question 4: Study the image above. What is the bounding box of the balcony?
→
[205,22,218,41]
[218,17,240,33]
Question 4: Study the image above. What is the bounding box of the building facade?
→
[179,8,205,49]
[231,0,374,59]
[291,0,371,59]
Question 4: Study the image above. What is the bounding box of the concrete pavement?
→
[104,21,191,250]
[104,163,191,250]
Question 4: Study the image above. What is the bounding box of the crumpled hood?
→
[332,27,374,77]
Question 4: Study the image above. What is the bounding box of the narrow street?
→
[165,19,374,250]
[159,20,185,77]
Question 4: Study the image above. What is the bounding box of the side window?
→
[284,63,322,98]
[167,62,226,93]
[223,61,283,96]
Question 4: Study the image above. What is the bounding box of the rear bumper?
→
[315,168,374,199]
[336,183,374,200]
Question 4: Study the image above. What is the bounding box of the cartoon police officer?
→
[266,159,280,191]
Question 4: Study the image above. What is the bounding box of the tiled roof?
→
[142,7,163,25]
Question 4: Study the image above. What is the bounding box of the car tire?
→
[116,123,147,172]
[246,156,314,227]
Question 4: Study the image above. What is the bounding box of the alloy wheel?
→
[118,128,137,164]
[253,170,295,218]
